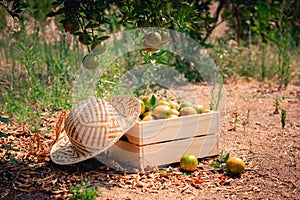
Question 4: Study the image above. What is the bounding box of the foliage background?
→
[0,0,299,129]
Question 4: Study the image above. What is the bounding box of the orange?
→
[145,31,161,47]
[192,104,206,114]
[180,101,193,109]
[168,100,180,110]
[82,54,99,70]
[142,115,154,121]
[171,109,179,116]
[152,105,171,119]
[63,19,79,33]
[79,34,92,45]
[200,12,206,19]
[180,107,197,116]
[138,99,146,116]
[157,100,171,107]
[91,42,106,55]
[142,111,152,119]
[180,154,198,171]
[140,95,152,111]
[143,47,157,52]
[141,95,151,104]
[142,40,157,52]
[226,157,245,174]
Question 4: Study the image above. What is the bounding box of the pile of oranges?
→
[138,95,207,121]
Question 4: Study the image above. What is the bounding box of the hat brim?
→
[50,95,140,165]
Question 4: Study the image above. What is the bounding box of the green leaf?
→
[69,177,100,199]
[281,109,286,129]
[52,1,63,6]
[210,163,220,168]
[56,7,65,15]
[96,29,106,33]
[183,172,190,177]
[73,31,83,36]
[46,12,57,17]
[144,102,152,109]
[150,95,156,106]
[85,22,99,29]
[161,169,173,174]
[101,17,111,24]
[7,153,22,165]
[220,151,230,163]
[2,144,20,152]
[0,132,8,138]
[97,36,110,41]
[0,116,12,124]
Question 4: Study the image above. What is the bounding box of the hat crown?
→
[64,97,126,154]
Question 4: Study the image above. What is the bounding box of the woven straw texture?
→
[50,95,140,165]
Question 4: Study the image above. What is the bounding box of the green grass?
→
[0,22,83,131]
[210,36,299,86]
[68,177,100,200]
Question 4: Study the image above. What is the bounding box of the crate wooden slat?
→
[108,134,219,170]
[106,111,220,171]
[125,111,219,145]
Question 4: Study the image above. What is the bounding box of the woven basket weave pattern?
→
[50,95,140,165]
[65,97,124,152]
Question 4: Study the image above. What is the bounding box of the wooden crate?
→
[106,111,220,171]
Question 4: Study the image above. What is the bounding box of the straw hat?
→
[50,95,140,165]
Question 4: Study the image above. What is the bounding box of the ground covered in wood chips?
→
[0,81,299,200]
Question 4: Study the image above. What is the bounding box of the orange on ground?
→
[226,157,245,174]
[180,154,198,171]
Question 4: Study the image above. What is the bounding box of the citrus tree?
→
[44,0,220,50]
[1,0,224,84]
[43,0,224,83]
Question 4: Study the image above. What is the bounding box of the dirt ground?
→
[0,80,299,200]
